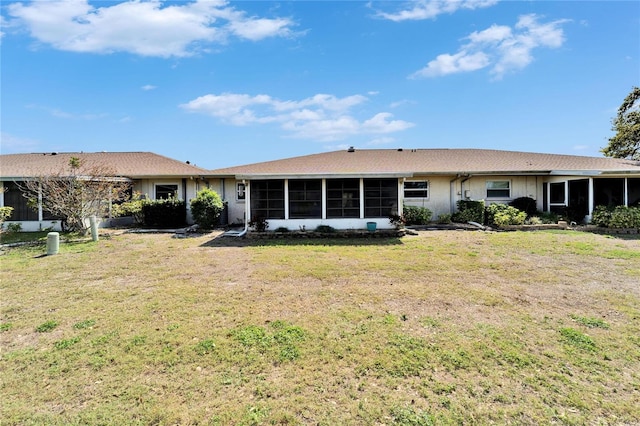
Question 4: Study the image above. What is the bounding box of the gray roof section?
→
[209,148,640,178]
[0,152,210,179]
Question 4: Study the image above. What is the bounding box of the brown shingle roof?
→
[210,149,640,177]
[0,152,210,179]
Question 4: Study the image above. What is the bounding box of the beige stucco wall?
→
[212,175,552,226]
[403,176,454,219]
[462,175,542,210]
[405,175,545,218]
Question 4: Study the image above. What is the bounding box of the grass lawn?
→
[1,230,639,425]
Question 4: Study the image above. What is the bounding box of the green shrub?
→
[486,203,526,227]
[526,216,543,225]
[249,217,269,232]
[591,205,613,227]
[539,211,559,224]
[190,188,224,229]
[402,205,432,225]
[388,214,405,229]
[591,205,640,228]
[315,225,335,233]
[609,206,640,228]
[113,193,144,225]
[437,213,452,224]
[6,223,22,233]
[509,197,537,217]
[452,200,485,224]
[141,197,186,228]
[0,206,14,226]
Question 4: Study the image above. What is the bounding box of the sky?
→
[1,0,639,170]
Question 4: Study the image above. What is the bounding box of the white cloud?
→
[180,92,414,141]
[141,85,157,91]
[411,51,490,78]
[375,0,499,22]
[7,0,298,58]
[26,103,108,120]
[411,14,570,79]
[0,132,41,153]
[366,137,396,146]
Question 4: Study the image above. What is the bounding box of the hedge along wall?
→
[141,199,186,228]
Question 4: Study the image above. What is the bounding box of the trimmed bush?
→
[113,193,144,225]
[593,205,640,228]
[403,205,432,225]
[190,188,224,229]
[539,211,559,224]
[591,205,613,227]
[452,200,485,224]
[509,197,537,217]
[142,198,186,228]
[486,203,526,227]
[437,213,452,224]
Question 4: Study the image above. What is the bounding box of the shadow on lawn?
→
[199,233,405,248]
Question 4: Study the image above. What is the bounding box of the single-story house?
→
[0,152,211,231]
[208,148,640,231]
[3,149,639,232]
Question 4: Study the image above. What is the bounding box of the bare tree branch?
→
[17,157,131,232]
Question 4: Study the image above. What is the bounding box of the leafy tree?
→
[602,86,640,160]
[19,157,130,233]
[190,188,224,229]
[0,206,14,229]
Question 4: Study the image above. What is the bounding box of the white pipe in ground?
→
[47,232,59,255]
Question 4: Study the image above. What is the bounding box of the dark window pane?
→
[594,178,625,207]
[3,181,38,221]
[550,182,565,204]
[326,179,361,218]
[363,179,398,218]
[251,180,285,219]
[404,181,429,198]
[289,179,321,218]
[156,184,178,200]
[486,181,510,199]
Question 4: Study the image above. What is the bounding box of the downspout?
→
[182,178,189,224]
[449,175,459,213]
[460,175,471,199]
[239,179,249,237]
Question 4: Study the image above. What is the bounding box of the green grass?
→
[0,231,90,245]
[1,230,639,425]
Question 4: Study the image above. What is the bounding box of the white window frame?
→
[155,183,179,200]
[486,180,511,199]
[404,180,429,199]
[236,182,246,202]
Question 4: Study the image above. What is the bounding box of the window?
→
[250,180,285,219]
[2,181,37,221]
[594,178,625,207]
[155,184,178,200]
[549,182,565,204]
[486,180,510,198]
[629,179,640,206]
[404,180,429,198]
[364,179,398,218]
[327,179,360,218]
[236,182,246,201]
[548,182,566,214]
[289,180,321,218]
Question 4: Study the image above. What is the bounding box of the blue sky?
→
[1,0,638,169]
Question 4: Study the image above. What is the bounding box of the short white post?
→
[46,232,59,255]
[90,215,99,242]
